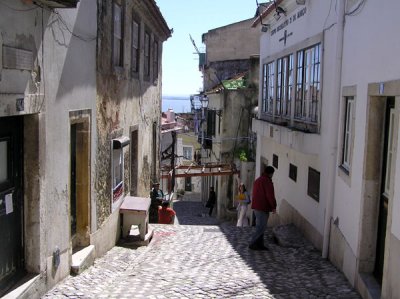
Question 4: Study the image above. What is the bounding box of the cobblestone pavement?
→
[43,196,360,298]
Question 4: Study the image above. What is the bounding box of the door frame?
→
[0,116,24,296]
[358,81,399,281]
[69,111,91,249]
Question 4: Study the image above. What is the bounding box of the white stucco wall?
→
[255,0,341,238]
[0,0,97,285]
[334,0,400,252]
[42,0,97,275]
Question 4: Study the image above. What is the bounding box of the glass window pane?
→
[114,4,122,38]
[113,149,123,188]
[0,141,7,183]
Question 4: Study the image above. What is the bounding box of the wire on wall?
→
[345,0,366,16]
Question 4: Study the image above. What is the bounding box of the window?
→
[112,137,129,211]
[112,147,123,204]
[272,154,278,169]
[260,41,321,132]
[307,167,320,202]
[131,17,140,74]
[295,44,321,122]
[289,163,297,182]
[276,55,293,117]
[384,106,395,196]
[144,31,151,79]
[262,62,274,114]
[183,146,193,160]
[207,110,216,137]
[153,39,159,83]
[113,2,124,67]
[341,97,354,171]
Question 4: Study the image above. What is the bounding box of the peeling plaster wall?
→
[95,0,166,227]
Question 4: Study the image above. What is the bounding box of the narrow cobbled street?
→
[43,193,360,298]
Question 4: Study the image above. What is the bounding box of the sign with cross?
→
[279,30,293,46]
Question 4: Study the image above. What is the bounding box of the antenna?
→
[189,34,200,54]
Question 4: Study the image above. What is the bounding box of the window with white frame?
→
[112,137,129,211]
[113,2,124,67]
[341,97,354,171]
[131,17,140,74]
[384,107,395,196]
[260,41,322,132]
[295,43,321,122]
[276,54,293,118]
[262,62,274,114]
[183,146,193,160]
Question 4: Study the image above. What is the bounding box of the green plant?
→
[239,150,248,162]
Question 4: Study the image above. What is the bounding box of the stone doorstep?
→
[357,273,381,299]
[71,245,96,275]
[2,274,41,299]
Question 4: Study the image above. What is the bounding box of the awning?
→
[112,136,130,149]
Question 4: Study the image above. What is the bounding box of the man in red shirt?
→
[158,201,176,224]
[249,166,277,250]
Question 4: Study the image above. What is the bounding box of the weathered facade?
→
[199,19,260,220]
[252,0,400,298]
[93,0,170,253]
[0,0,170,297]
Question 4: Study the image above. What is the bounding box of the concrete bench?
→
[120,196,151,241]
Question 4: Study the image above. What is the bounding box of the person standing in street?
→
[206,186,216,216]
[236,183,251,227]
[249,166,277,250]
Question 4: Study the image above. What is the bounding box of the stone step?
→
[71,245,95,275]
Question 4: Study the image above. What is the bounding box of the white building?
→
[252,0,400,298]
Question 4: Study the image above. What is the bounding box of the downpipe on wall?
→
[322,0,346,259]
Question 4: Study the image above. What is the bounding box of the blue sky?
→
[156,0,257,97]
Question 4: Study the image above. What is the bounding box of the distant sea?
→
[162,95,191,113]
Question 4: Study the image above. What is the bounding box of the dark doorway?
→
[0,116,24,296]
[374,97,395,284]
[185,177,192,191]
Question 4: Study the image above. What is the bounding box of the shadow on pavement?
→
[170,200,360,298]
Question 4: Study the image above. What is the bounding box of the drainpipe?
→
[322,0,345,259]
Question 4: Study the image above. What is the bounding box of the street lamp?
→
[200,95,209,149]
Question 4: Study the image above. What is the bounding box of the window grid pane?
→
[384,109,395,194]
[295,44,321,122]
[267,62,274,114]
[276,59,282,116]
[144,32,150,76]
[153,40,159,81]
[131,20,139,73]
[342,97,353,169]
[113,3,123,67]
[295,51,304,118]
[262,64,267,113]
[286,54,294,118]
